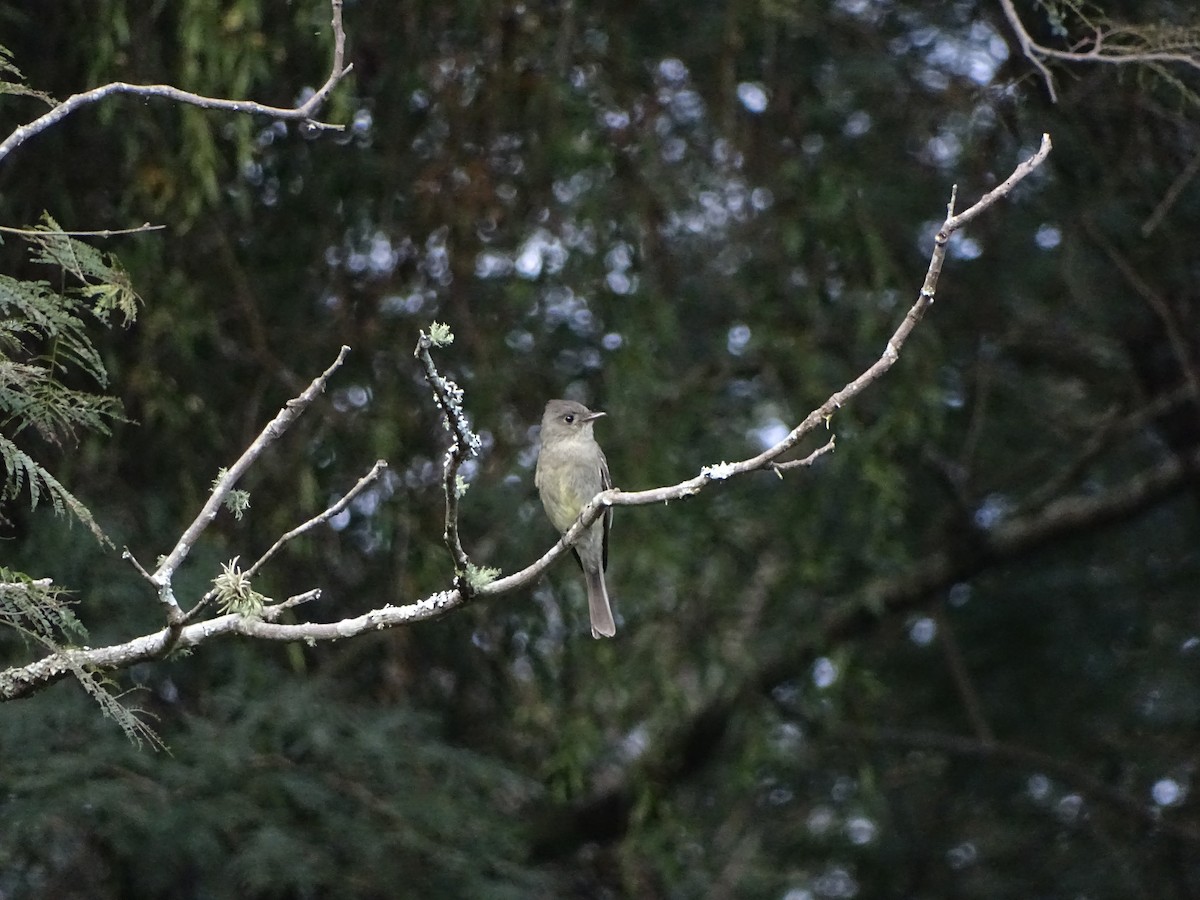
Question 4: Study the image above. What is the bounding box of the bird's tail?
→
[585,567,616,638]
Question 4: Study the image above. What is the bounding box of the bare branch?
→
[1084,218,1200,409]
[999,0,1065,102]
[483,135,1053,598]
[246,460,388,582]
[0,140,1054,701]
[989,446,1200,554]
[999,0,1200,103]
[768,436,836,477]
[0,223,165,237]
[183,458,388,623]
[262,589,323,616]
[0,0,353,165]
[151,346,350,631]
[121,547,155,584]
[414,328,481,586]
[943,135,1053,231]
[1142,148,1200,237]
[1020,385,1196,513]
[7,437,1190,705]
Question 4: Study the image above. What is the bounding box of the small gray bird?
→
[535,399,616,638]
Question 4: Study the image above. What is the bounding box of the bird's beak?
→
[583,411,607,423]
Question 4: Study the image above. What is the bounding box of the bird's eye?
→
[564,414,575,424]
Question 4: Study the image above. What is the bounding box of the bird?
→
[535,399,616,638]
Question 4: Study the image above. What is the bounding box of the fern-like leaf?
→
[0,567,87,643]
[29,214,140,325]
[0,434,109,544]
[0,569,163,749]
[0,43,54,106]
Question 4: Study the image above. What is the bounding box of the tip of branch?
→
[303,119,346,133]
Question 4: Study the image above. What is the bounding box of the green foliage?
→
[0,206,142,743]
[0,568,161,749]
[214,468,251,519]
[427,320,455,347]
[464,562,501,590]
[4,0,1200,896]
[0,229,136,542]
[213,557,266,616]
[0,215,137,539]
[0,42,53,105]
[27,214,140,326]
[0,566,84,646]
[0,678,551,897]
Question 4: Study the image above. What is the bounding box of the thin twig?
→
[261,589,323,618]
[0,0,353,165]
[121,547,155,583]
[999,0,1064,101]
[768,436,836,477]
[999,0,1200,103]
[248,460,388,580]
[414,330,480,586]
[0,223,165,238]
[151,346,350,637]
[1085,218,1200,407]
[1020,385,1196,514]
[483,135,1054,598]
[182,458,388,623]
[1142,148,1200,237]
[936,607,995,744]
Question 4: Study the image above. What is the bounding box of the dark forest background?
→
[3,1,1200,897]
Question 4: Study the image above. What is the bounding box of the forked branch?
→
[0,137,1054,702]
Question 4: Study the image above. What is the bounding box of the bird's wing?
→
[599,449,612,571]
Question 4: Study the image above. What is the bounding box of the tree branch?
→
[935,607,995,744]
[1142,148,1200,237]
[246,459,389,583]
[151,346,350,638]
[1084,218,1200,410]
[1019,385,1196,515]
[767,436,836,476]
[484,135,1052,598]
[0,0,353,165]
[182,458,389,624]
[0,139,1054,702]
[414,327,481,588]
[529,442,1200,860]
[0,223,164,238]
[999,0,1200,102]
